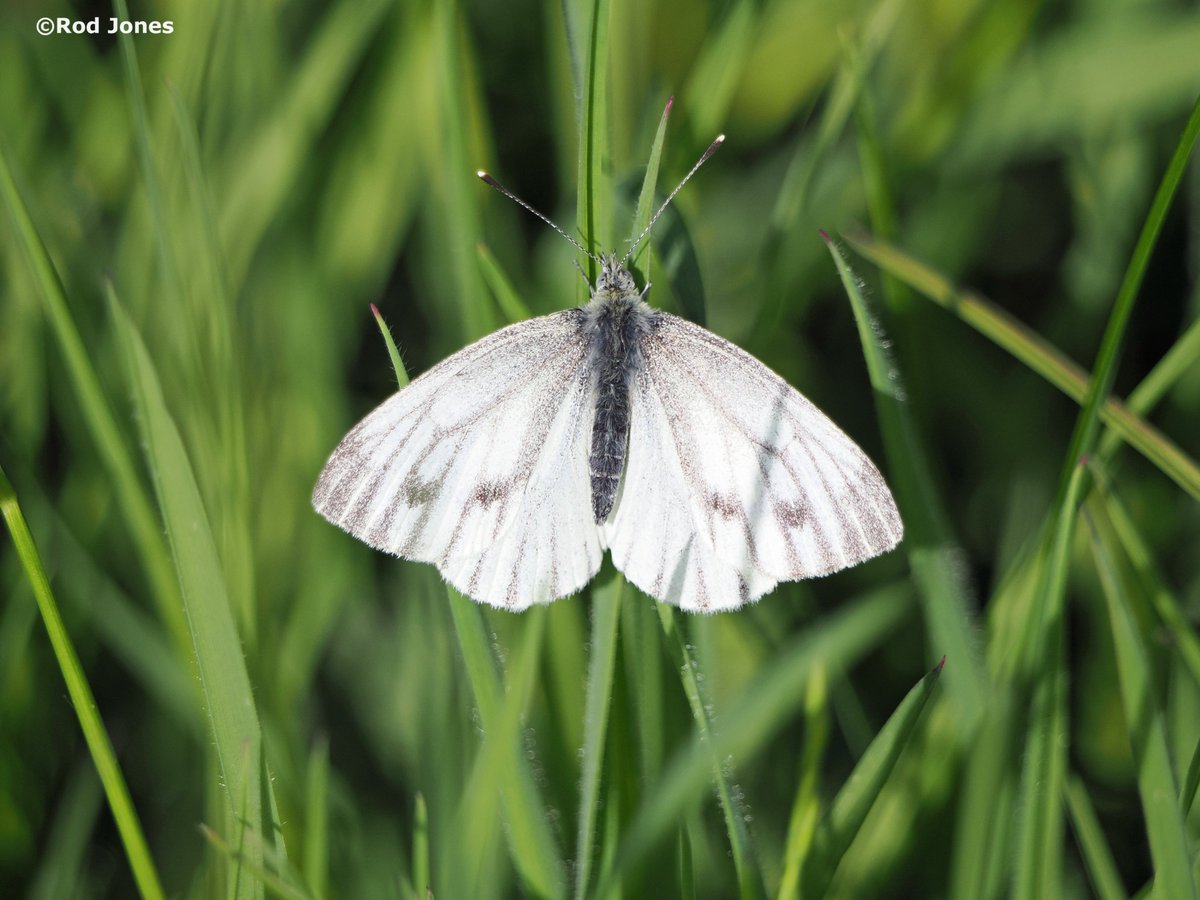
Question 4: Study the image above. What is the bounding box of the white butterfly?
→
[313,138,903,612]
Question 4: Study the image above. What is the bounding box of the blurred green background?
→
[2,0,1200,897]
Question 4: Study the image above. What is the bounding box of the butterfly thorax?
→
[582,254,660,523]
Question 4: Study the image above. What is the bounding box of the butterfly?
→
[313,137,903,612]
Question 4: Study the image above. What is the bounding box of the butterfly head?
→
[594,253,639,300]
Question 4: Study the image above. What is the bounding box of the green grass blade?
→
[776,666,830,900]
[0,464,166,900]
[625,96,673,272]
[949,695,1019,900]
[843,232,1200,502]
[823,232,987,728]
[200,825,315,900]
[371,303,411,388]
[435,0,491,341]
[1093,472,1200,690]
[476,242,534,324]
[575,0,612,286]
[22,493,198,733]
[413,793,430,899]
[1098,314,1200,461]
[658,605,765,900]
[1013,631,1069,900]
[593,584,914,898]
[444,590,565,898]
[0,147,188,654]
[216,0,393,286]
[1064,775,1129,900]
[1055,90,1200,495]
[620,577,666,782]
[28,758,102,900]
[799,658,944,897]
[112,0,183,306]
[774,0,903,231]
[678,822,696,900]
[1183,738,1200,817]
[1086,495,1198,900]
[303,736,330,899]
[109,290,276,897]
[681,1,756,143]
[573,577,623,900]
[162,81,258,648]
[1012,460,1089,900]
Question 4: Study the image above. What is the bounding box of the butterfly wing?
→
[313,311,603,609]
[605,312,902,611]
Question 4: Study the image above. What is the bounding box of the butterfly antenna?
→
[477,171,601,265]
[623,134,725,266]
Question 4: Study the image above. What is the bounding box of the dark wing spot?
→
[403,477,439,507]
[471,481,509,507]
[775,499,810,529]
[708,492,742,520]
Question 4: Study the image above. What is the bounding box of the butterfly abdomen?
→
[585,292,658,523]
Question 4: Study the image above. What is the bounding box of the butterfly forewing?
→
[605,312,902,611]
[313,311,604,608]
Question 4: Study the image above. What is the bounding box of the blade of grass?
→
[773,0,904,231]
[658,605,765,900]
[678,822,696,900]
[842,231,1200,502]
[0,146,188,655]
[575,0,612,286]
[1098,314,1200,461]
[200,825,315,900]
[1016,100,1200,897]
[681,1,756,144]
[370,303,411,388]
[1055,89,1200,499]
[824,231,987,729]
[1064,775,1129,900]
[163,80,258,649]
[109,289,277,897]
[593,582,914,898]
[1086,494,1198,900]
[445,591,565,898]
[216,0,393,286]
[1013,624,1069,900]
[799,658,944,898]
[852,29,913,316]
[476,243,534,324]
[573,576,623,900]
[28,757,102,900]
[625,96,673,273]
[1092,471,1200,689]
[435,0,491,340]
[752,0,902,343]
[776,665,830,900]
[303,736,329,899]
[372,285,562,897]
[19,489,198,733]
[949,694,1019,899]
[112,0,183,309]
[1183,738,1200,817]
[413,793,429,900]
[1011,459,1088,900]
[0,464,166,900]
[619,593,667,815]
